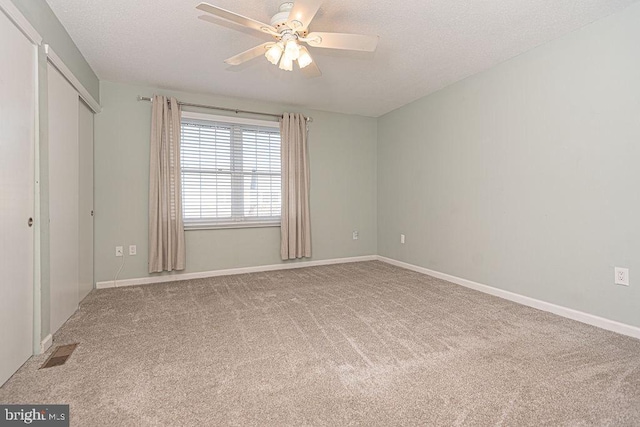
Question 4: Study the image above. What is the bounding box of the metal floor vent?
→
[40,343,79,369]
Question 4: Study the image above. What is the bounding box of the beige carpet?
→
[1,261,640,426]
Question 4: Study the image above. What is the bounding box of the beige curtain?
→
[148,95,186,273]
[280,113,311,260]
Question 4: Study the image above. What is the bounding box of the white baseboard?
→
[39,334,52,354]
[377,256,640,340]
[95,255,378,289]
[93,254,639,340]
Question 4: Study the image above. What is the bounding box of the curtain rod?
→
[137,96,312,122]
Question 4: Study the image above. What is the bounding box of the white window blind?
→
[180,114,281,228]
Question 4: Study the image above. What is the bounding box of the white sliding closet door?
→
[78,101,94,301]
[48,63,79,333]
[0,10,35,385]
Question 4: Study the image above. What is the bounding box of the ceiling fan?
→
[196,1,379,78]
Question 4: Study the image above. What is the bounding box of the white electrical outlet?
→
[352,231,359,240]
[614,267,629,286]
[400,234,405,244]
[115,246,123,257]
[129,245,137,256]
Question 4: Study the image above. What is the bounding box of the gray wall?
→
[10,0,99,102]
[378,2,640,327]
[94,81,377,283]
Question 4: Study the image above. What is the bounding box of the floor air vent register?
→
[40,344,79,369]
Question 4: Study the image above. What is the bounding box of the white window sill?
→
[184,221,280,231]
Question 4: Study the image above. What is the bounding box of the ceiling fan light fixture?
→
[284,39,300,61]
[265,43,283,65]
[279,54,293,71]
[297,46,313,69]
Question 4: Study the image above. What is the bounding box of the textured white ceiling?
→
[46,0,636,117]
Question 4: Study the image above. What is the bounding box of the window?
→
[180,112,281,229]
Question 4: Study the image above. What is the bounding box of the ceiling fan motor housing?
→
[270,2,293,27]
[270,2,307,36]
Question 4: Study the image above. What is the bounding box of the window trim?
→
[181,111,279,129]
[180,111,282,230]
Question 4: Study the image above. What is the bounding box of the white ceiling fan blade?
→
[224,43,272,66]
[287,0,322,31]
[304,32,379,51]
[300,60,322,78]
[196,3,277,35]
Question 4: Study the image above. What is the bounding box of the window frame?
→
[180,111,282,231]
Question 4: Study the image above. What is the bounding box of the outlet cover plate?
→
[615,267,629,286]
[115,246,123,257]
